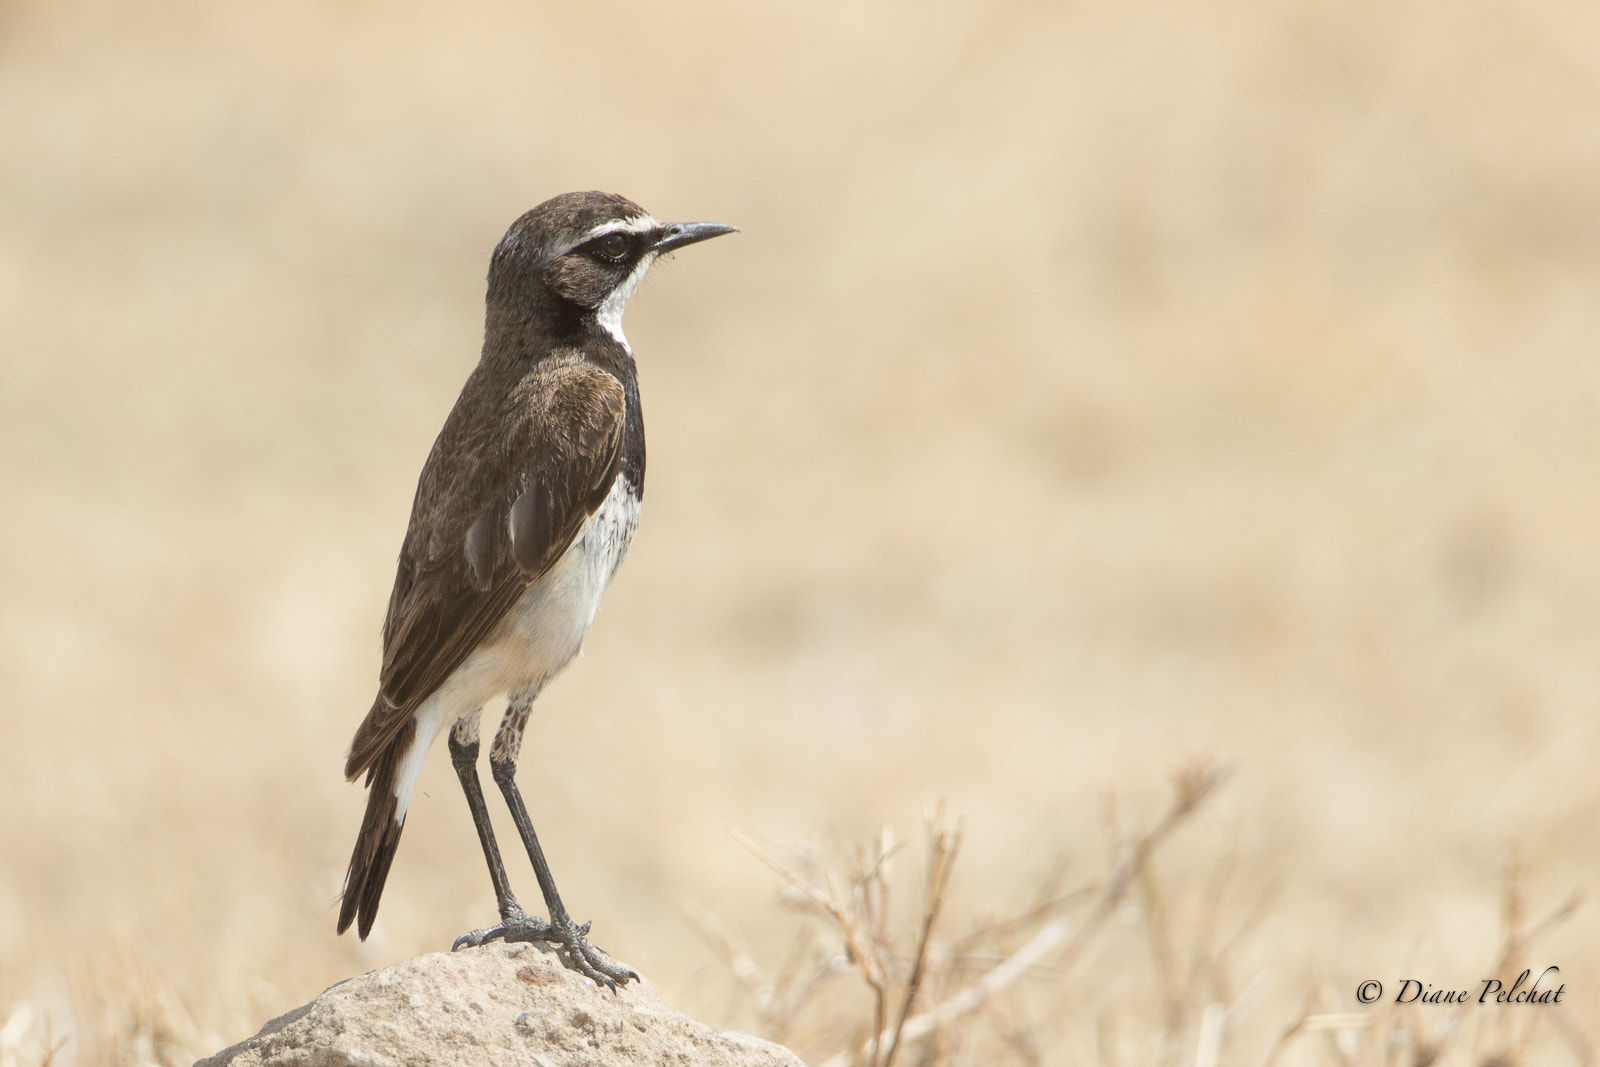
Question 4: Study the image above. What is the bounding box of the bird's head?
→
[485,191,736,350]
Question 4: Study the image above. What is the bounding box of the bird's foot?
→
[452,905,638,991]
[453,903,551,951]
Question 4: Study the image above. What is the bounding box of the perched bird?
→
[337,191,735,988]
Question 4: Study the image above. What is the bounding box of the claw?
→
[453,923,523,951]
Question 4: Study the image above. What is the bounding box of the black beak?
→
[653,221,738,255]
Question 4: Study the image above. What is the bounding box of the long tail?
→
[337,716,418,939]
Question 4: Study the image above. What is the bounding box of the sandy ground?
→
[1,1,1597,1063]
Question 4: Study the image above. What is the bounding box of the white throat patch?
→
[596,251,657,350]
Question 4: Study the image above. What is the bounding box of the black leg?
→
[446,730,552,946]
[490,755,571,921]
[486,754,639,990]
[447,703,637,990]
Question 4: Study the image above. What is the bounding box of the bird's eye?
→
[593,233,630,262]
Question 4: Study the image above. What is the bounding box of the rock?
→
[195,943,803,1067]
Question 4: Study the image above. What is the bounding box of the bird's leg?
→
[447,719,554,949]
[455,698,638,990]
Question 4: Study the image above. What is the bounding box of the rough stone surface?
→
[195,943,803,1067]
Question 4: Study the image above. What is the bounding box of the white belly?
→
[392,477,640,817]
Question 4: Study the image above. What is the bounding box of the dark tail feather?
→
[338,717,417,939]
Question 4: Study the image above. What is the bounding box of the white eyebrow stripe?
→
[582,215,661,240]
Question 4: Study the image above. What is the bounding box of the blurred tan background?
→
[2,0,1598,1063]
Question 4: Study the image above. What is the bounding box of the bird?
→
[336,191,735,989]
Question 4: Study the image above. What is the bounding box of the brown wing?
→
[344,361,626,780]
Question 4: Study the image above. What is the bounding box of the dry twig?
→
[817,763,1230,1067]
[882,811,963,1067]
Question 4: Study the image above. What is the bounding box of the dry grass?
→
[2,1,1598,1064]
[700,766,1226,1064]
